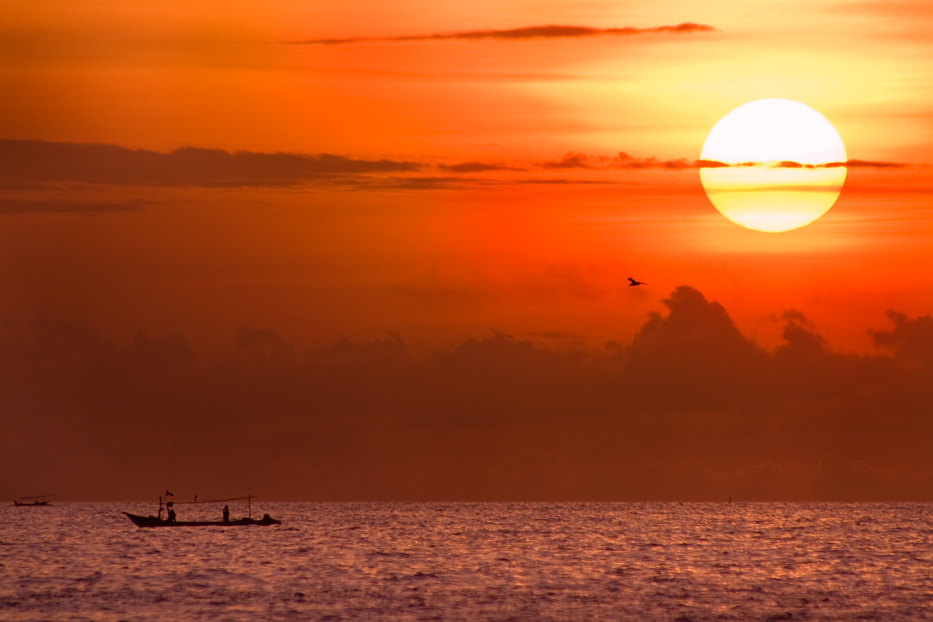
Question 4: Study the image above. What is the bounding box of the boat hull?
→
[124,512,280,527]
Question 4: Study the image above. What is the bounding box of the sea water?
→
[1,502,930,621]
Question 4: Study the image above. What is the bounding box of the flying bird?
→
[628,277,646,287]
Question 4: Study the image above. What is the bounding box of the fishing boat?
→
[124,492,280,528]
[13,494,52,506]
[124,512,280,527]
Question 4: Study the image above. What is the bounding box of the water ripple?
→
[0,502,931,621]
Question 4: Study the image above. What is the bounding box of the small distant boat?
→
[13,494,52,506]
[124,492,280,528]
[124,512,280,528]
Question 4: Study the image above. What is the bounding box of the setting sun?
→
[699,98,847,232]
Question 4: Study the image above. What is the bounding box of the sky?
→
[0,0,931,501]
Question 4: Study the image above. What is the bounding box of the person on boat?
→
[222,505,230,524]
[167,502,177,523]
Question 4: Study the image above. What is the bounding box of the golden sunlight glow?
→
[700,99,847,232]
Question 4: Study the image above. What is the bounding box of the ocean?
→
[1,502,930,621]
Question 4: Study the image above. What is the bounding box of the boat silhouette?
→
[124,493,280,528]
[13,494,52,506]
[124,512,280,527]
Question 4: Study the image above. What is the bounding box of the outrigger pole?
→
[172,494,256,517]
[174,495,258,506]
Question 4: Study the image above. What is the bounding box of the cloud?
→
[540,151,695,170]
[694,159,731,168]
[437,161,522,173]
[696,159,911,169]
[829,159,910,169]
[869,310,933,365]
[539,152,594,169]
[292,23,716,46]
[1,140,911,196]
[0,139,420,187]
[350,175,486,190]
[2,286,931,501]
[545,153,914,171]
[623,286,768,411]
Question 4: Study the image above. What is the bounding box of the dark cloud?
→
[694,159,731,168]
[511,178,609,185]
[623,286,768,411]
[0,139,420,188]
[869,310,933,365]
[1,286,930,501]
[540,151,695,170]
[327,174,614,191]
[350,175,485,191]
[782,159,910,169]
[829,159,910,169]
[697,159,911,169]
[1,140,910,196]
[539,152,594,169]
[437,161,522,173]
[292,23,716,46]
[547,153,914,171]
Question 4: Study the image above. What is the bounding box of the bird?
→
[628,277,646,287]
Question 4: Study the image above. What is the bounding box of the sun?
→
[699,99,847,233]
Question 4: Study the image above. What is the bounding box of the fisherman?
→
[161,489,174,522]
[223,505,230,523]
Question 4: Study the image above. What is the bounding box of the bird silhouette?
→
[628,277,646,287]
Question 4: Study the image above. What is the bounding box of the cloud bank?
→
[437,161,522,173]
[293,23,716,46]
[0,140,915,200]
[542,152,911,171]
[541,152,696,170]
[0,139,419,187]
[2,286,930,501]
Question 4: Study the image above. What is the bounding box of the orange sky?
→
[0,0,931,501]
